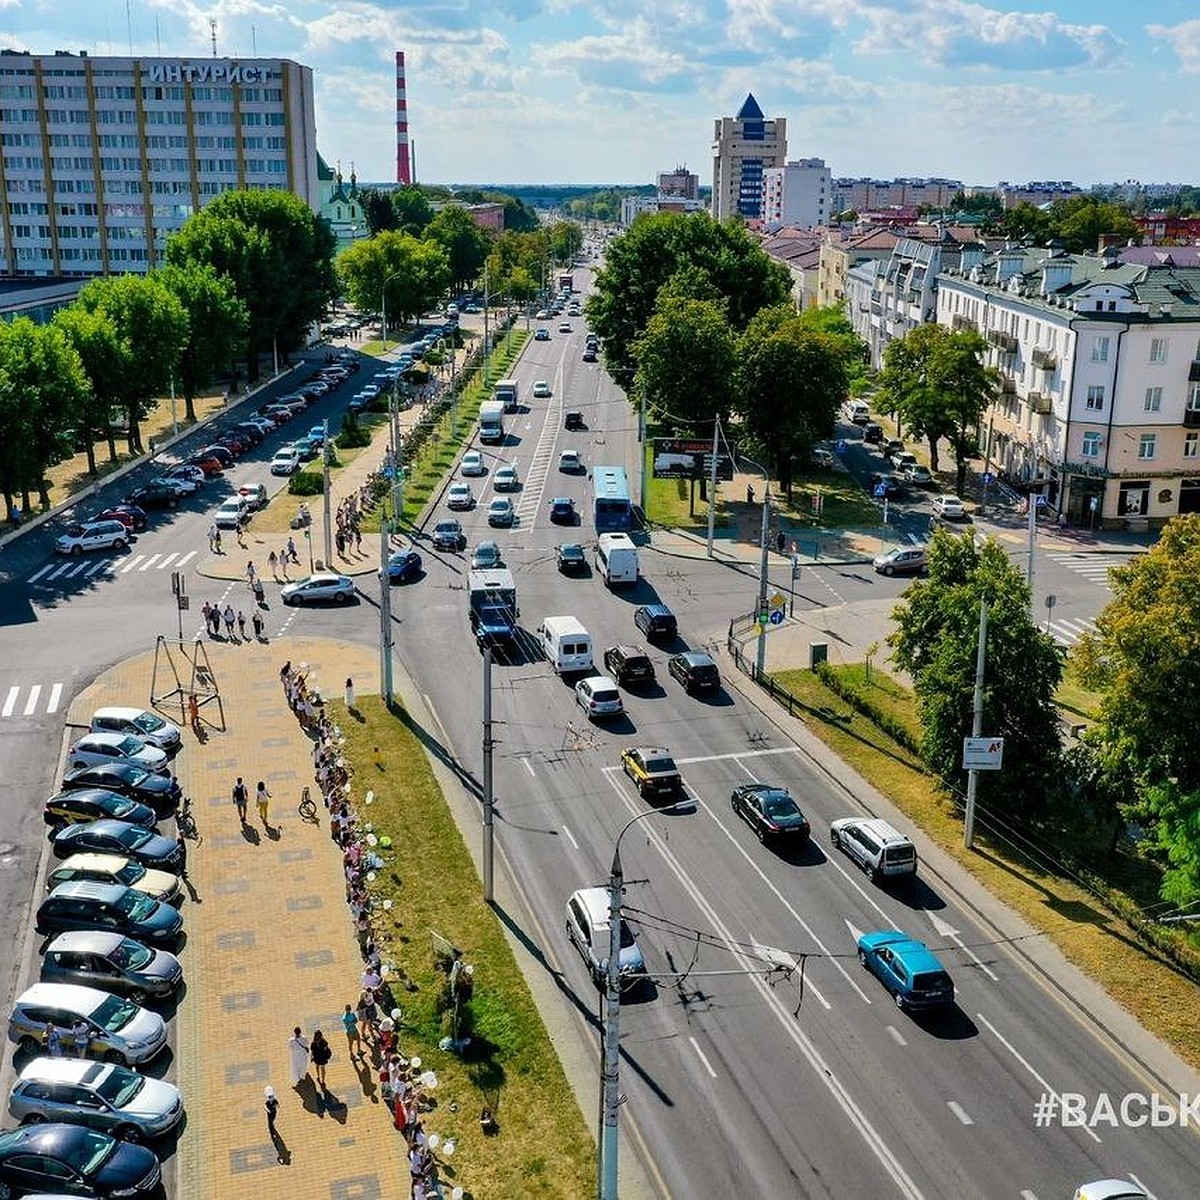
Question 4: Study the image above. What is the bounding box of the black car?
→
[557,543,586,574]
[582,348,598,363]
[668,650,721,695]
[60,762,180,811]
[386,549,422,583]
[234,421,266,445]
[564,410,585,431]
[52,819,183,871]
[0,1123,161,1198]
[863,422,884,445]
[123,482,178,510]
[43,788,157,832]
[36,881,183,946]
[634,603,677,643]
[196,443,235,467]
[603,645,656,687]
[549,497,576,525]
[730,783,811,844]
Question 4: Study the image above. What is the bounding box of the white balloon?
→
[420,1070,437,1088]
[382,899,393,910]
[365,790,374,804]
[452,1188,464,1199]
[391,1007,402,1021]
[366,833,378,846]
[443,1139,455,1157]
[366,871,376,882]
[427,1133,441,1151]
[410,1056,421,1069]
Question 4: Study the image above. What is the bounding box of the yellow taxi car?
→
[620,747,682,801]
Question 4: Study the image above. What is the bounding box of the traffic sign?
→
[769,609,785,626]
[836,439,847,455]
[756,607,770,627]
[982,472,994,485]
[874,483,887,498]
[1035,494,1048,508]
[769,590,786,611]
[962,737,1005,771]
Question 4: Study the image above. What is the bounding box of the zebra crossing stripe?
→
[46,683,63,714]
[120,555,144,573]
[1,686,17,718]
[83,559,109,576]
[137,554,161,572]
[157,552,178,570]
[27,564,54,583]
[175,551,196,567]
[22,685,41,717]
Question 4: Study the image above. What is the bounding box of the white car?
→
[89,707,182,752]
[532,380,552,399]
[931,494,965,518]
[54,520,129,556]
[558,321,572,333]
[148,475,195,496]
[163,465,205,487]
[559,450,583,473]
[67,732,168,774]
[487,497,515,527]
[270,447,302,475]
[575,675,624,719]
[460,451,486,477]
[493,464,520,492]
[213,496,250,529]
[280,573,356,605]
[447,483,474,510]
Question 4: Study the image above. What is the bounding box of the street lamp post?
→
[740,455,772,679]
[599,800,692,1200]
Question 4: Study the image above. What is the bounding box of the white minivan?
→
[595,533,638,586]
[539,615,594,676]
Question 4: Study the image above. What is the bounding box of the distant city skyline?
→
[3,2,1199,188]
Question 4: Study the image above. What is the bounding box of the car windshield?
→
[593,689,620,704]
[644,757,677,774]
[116,826,151,849]
[110,938,154,969]
[913,971,952,992]
[618,920,636,949]
[105,797,134,816]
[130,712,164,734]
[114,736,144,756]
[60,1126,118,1172]
[94,991,140,1034]
[115,862,147,885]
[96,1065,146,1107]
[117,891,157,920]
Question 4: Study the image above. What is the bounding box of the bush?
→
[814,662,922,756]
[288,470,324,496]
[336,412,370,449]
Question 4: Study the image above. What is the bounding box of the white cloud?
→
[1146,20,1200,73]
[532,21,695,93]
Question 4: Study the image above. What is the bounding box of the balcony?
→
[1031,347,1057,371]
[988,329,1018,353]
[1028,392,1052,415]
[952,314,978,332]
[1000,374,1017,395]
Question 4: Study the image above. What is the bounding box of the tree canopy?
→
[423,205,492,292]
[336,231,450,330]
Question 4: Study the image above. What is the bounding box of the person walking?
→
[287,1027,310,1088]
[256,781,271,826]
[213,528,222,555]
[342,1003,362,1058]
[71,1019,90,1059]
[175,834,188,879]
[354,527,362,554]
[236,521,247,549]
[287,536,299,565]
[232,777,249,825]
[44,1022,64,1057]
[268,550,278,577]
[344,677,355,711]
[207,523,217,552]
[246,560,257,587]
[252,610,265,641]
[223,604,235,639]
[187,693,200,733]
[335,529,345,557]
[310,1029,332,1089]
[265,1086,280,1133]
[201,601,212,634]
[237,610,247,641]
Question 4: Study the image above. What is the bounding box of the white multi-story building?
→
[711,94,786,222]
[0,49,319,276]
[761,158,831,230]
[619,193,705,227]
[937,245,1200,527]
[831,177,962,214]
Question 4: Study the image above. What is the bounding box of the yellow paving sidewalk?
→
[69,636,404,1199]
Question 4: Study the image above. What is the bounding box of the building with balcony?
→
[711,94,786,222]
[996,180,1083,209]
[657,165,699,201]
[619,193,705,226]
[759,227,824,310]
[761,158,831,231]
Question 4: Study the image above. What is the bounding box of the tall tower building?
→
[395,51,412,185]
[711,94,787,222]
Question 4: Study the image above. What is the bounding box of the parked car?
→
[58,763,179,812]
[9,1056,184,1141]
[184,453,224,476]
[67,734,167,776]
[931,494,966,518]
[493,464,520,491]
[575,675,624,720]
[51,821,183,872]
[280,573,356,606]
[857,930,955,1012]
[55,521,129,556]
[566,886,646,991]
[163,464,206,486]
[872,546,927,576]
[270,447,301,475]
[89,708,181,753]
[634,603,677,643]
[892,452,918,475]
[487,497,515,527]
[603,645,655,687]
[233,422,265,446]
[431,520,465,552]
[0,1122,162,1197]
[556,543,586,574]
[730,784,810,844]
[195,444,234,467]
[620,747,682,801]
[548,497,576,525]
[42,789,156,833]
[238,483,268,510]
[122,483,178,511]
[386,549,423,583]
[95,505,148,533]
[39,931,182,1001]
[35,882,183,947]
[668,651,720,695]
[903,464,932,486]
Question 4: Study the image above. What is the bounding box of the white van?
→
[595,533,638,586]
[847,399,870,425]
[539,615,594,675]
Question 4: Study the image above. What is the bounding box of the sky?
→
[3,1,1200,188]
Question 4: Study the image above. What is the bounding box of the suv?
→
[620,747,682,801]
[603,645,655,687]
[55,521,129,556]
[829,817,918,882]
[564,410,585,431]
[431,520,465,551]
[668,651,720,695]
[634,603,677,643]
[565,887,646,991]
[123,482,179,510]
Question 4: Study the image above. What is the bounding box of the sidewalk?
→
[67,637,412,1200]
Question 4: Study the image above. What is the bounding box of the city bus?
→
[592,466,632,532]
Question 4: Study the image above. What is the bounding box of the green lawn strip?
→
[770,665,1200,1071]
[778,471,881,529]
[1055,660,1102,724]
[335,696,595,1197]
[641,440,730,529]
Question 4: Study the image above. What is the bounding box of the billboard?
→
[652,438,736,482]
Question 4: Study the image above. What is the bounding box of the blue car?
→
[386,549,422,583]
[857,930,955,1012]
[549,497,576,524]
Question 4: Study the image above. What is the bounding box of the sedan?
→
[492,464,520,492]
[471,541,502,570]
[59,763,180,811]
[903,464,932,486]
[447,483,474,511]
[869,473,903,500]
[196,444,234,467]
[558,321,572,333]
[532,380,552,399]
[280,573,356,605]
[431,520,465,551]
[67,733,167,775]
[534,327,550,341]
[43,788,157,833]
[549,497,576,525]
[873,546,926,576]
[487,497,515,527]
[184,453,224,476]
[122,483,178,511]
[460,451,486,477]
[95,505,148,533]
[52,820,183,872]
[582,348,598,363]
[730,784,810,844]
[557,543,586,574]
[35,882,183,947]
[558,450,583,473]
[40,931,182,1001]
[575,675,624,720]
[0,1124,161,1198]
[214,496,249,530]
[386,549,423,583]
[163,464,206,486]
[46,853,181,903]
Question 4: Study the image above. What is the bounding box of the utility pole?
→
[1025,489,1038,608]
[482,261,491,386]
[963,598,989,850]
[379,517,393,706]
[482,647,495,903]
[322,418,333,569]
[755,485,770,680]
[705,413,720,558]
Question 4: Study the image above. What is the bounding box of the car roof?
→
[677,650,714,666]
[17,1057,109,1086]
[16,981,113,1010]
[75,732,131,747]
[609,644,648,657]
[640,603,672,616]
[53,852,137,874]
[92,706,153,722]
[45,879,129,901]
[860,931,945,972]
[632,746,670,759]
[44,929,126,955]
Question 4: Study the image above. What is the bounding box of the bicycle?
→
[176,795,201,843]
[298,786,319,823]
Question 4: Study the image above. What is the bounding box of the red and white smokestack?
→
[395,51,411,185]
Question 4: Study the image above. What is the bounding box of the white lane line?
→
[83,559,110,576]
[561,824,579,851]
[1020,1190,1039,1199]
[22,685,41,717]
[1127,1174,1156,1200]
[45,683,63,714]
[27,564,54,582]
[137,553,161,572]
[946,1101,974,1126]
[730,756,758,779]
[928,913,999,982]
[1,686,18,717]
[886,1025,907,1047]
[522,757,536,777]
[975,1012,1101,1144]
[674,746,798,766]
[120,555,145,573]
[47,562,75,580]
[688,1036,718,1079]
[157,552,178,570]
[175,550,197,568]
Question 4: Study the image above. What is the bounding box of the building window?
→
[1138,434,1157,460]
[1185,432,1199,459]
[1150,337,1168,364]
[1144,386,1162,413]
[1081,432,1102,458]
[1086,385,1105,411]
[1091,336,1109,362]
[1189,383,1200,412]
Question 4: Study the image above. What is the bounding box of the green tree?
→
[548,220,583,265]
[588,211,791,387]
[51,305,126,471]
[984,201,1054,243]
[734,306,849,497]
[391,187,435,235]
[877,324,998,492]
[357,188,399,235]
[336,232,450,332]
[424,205,491,292]
[155,262,248,423]
[796,305,869,391]
[950,191,1002,219]
[889,532,1064,819]
[1051,197,1141,253]
[1073,515,1200,901]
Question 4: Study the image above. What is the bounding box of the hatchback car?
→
[280,573,356,605]
[386,549,423,583]
[9,1057,184,1141]
[730,784,810,844]
[487,497,515,527]
[903,464,932,486]
[59,764,179,812]
[54,521,129,556]
[67,734,167,776]
[549,497,576,525]
[558,450,583,473]
[270,447,301,475]
[185,453,224,476]
[668,651,720,695]
[620,747,682,801]
[0,1123,161,1197]
[532,380,552,398]
[46,854,181,904]
[238,483,268,510]
[857,931,955,1012]
[566,886,646,991]
[603,645,655,687]
[931,493,966,518]
[574,675,624,720]
[634,604,677,643]
[557,543,586,574]
[492,464,520,492]
[534,328,550,341]
[873,547,927,577]
[471,541,502,570]
[460,451,486,477]
[146,474,195,497]
[213,495,250,530]
[196,444,234,467]
[42,789,156,834]
[35,882,183,948]
[431,520,465,552]
[7,983,167,1066]
[52,821,182,872]
[447,483,474,511]
[40,931,182,1002]
[89,708,181,754]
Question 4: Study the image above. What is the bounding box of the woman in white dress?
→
[288,1027,310,1086]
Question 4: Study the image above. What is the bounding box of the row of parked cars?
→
[0,706,191,1197]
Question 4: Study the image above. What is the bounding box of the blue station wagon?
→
[857,930,955,1012]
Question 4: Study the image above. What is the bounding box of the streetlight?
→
[599,799,693,1200]
[740,454,773,679]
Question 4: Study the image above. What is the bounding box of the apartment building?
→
[996,180,1083,209]
[831,177,962,214]
[759,227,823,310]
[761,158,831,230]
[657,165,700,200]
[711,94,786,222]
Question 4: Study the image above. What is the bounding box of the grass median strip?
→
[334,695,595,1198]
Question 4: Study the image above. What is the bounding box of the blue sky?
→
[4,1,1200,188]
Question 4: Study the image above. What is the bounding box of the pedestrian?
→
[310,1029,332,1088]
[287,1027,310,1088]
[252,610,265,641]
[45,1021,63,1057]
[776,530,786,555]
[354,527,362,553]
[256,780,271,825]
[246,560,256,586]
[208,523,218,551]
[71,1018,90,1058]
[268,550,278,577]
[208,602,220,637]
[287,536,298,565]
[265,1085,279,1131]
[362,963,381,994]
[344,677,355,711]
[232,777,249,824]
[213,528,222,555]
[236,521,247,549]
[201,601,212,634]
[356,990,377,1043]
[175,835,188,878]
[342,1003,362,1058]
[223,604,235,639]
[237,610,247,640]
[335,529,345,557]
[187,693,200,732]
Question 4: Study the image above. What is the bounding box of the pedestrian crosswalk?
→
[1045,552,1126,588]
[26,549,196,585]
[1046,616,1097,648]
[1,681,64,719]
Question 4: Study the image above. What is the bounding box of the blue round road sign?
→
[769,609,785,626]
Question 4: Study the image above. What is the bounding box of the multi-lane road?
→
[0,273,1192,1200]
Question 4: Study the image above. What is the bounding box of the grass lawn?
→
[1055,660,1103,725]
[332,696,595,1198]
[771,664,1200,1071]
[779,470,882,529]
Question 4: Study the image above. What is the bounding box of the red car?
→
[215,434,246,455]
[96,504,149,533]
[186,454,224,476]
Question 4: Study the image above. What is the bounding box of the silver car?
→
[39,931,182,1001]
[9,1057,183,1141]
[66,733,167,775]
[88,708,181,753]
[280,573,356,605]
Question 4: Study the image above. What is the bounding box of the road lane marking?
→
[688,1036,718,1078]
[886,1025,907,1047]
[22,685,41,716]
[175,550,196,567]
[157,552,178,569]
[946,1101,974,1126]
[1019,1190,1038,1199]
[46,683,63,714]
[27,564,53,582]
[83,559,109,576]
[2,686,17,717]
[928,912,999,982]
[137,553,161,571]
[561,824,579,850]
[674,746,797,766]
[522,757,536,777]
[121,555,144,573]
